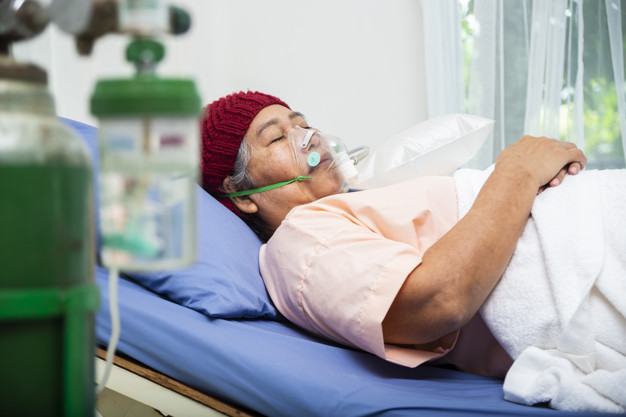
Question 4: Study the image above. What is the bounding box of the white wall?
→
[12,0,427,151]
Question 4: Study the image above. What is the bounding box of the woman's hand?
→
[539,161,585,194]
[495,136,587,194]
[383,135,587,346]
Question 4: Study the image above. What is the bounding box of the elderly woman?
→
[200,91,625,409]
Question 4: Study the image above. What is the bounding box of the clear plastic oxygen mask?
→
[287,126,359,201]
[223,127,368,201]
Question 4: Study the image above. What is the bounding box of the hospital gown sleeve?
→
[260,176,460,367]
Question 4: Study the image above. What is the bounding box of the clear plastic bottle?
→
[90,39,201,271]
[94,110,199,270]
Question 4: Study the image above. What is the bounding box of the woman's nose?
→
[306,137,318,151]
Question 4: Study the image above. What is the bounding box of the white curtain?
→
[465,0,538,168]
[423,0,626,169]
[606,0,626,160]
[420,0,465,118]
[523,0,569,139]
[465,0,498,168]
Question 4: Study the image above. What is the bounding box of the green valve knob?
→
[169,6,191,35]
[126,38,165,67]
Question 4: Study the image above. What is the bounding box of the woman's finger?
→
[568,162,582,175]
[549,167,567,187]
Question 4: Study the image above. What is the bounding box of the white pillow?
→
[354,114,494,189]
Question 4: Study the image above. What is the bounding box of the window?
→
[459,0,625,169]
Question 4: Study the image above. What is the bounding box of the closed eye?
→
[271,136,286,144]
[271,126,314,144]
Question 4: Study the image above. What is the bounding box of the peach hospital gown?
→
[260,176,512,378]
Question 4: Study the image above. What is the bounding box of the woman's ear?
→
[222,176,258,214]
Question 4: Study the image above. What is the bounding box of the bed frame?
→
[95,349,257,417]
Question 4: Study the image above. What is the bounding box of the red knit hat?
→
[200,91,290,216]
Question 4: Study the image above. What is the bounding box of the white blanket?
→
[454,167,626,413]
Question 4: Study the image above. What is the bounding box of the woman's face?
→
[227,104,344,232]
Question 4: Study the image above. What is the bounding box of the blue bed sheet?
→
[95,267,615,417]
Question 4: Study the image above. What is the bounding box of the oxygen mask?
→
[221,126,368,201]
[287,126,361,200]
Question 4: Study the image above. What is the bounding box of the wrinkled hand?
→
[495,136,587,194]
[539,160,584,194]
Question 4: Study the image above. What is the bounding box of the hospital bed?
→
[66,119,615,417]
[94,267,621,417]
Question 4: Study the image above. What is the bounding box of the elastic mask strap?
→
[220,176,312,198]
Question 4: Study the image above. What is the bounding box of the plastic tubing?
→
[348,146,370,165]
[95,267,121,395]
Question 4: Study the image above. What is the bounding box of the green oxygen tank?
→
[0,58,99,416]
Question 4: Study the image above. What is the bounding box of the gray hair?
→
[224,137,273,241]
[224,137,254,193]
